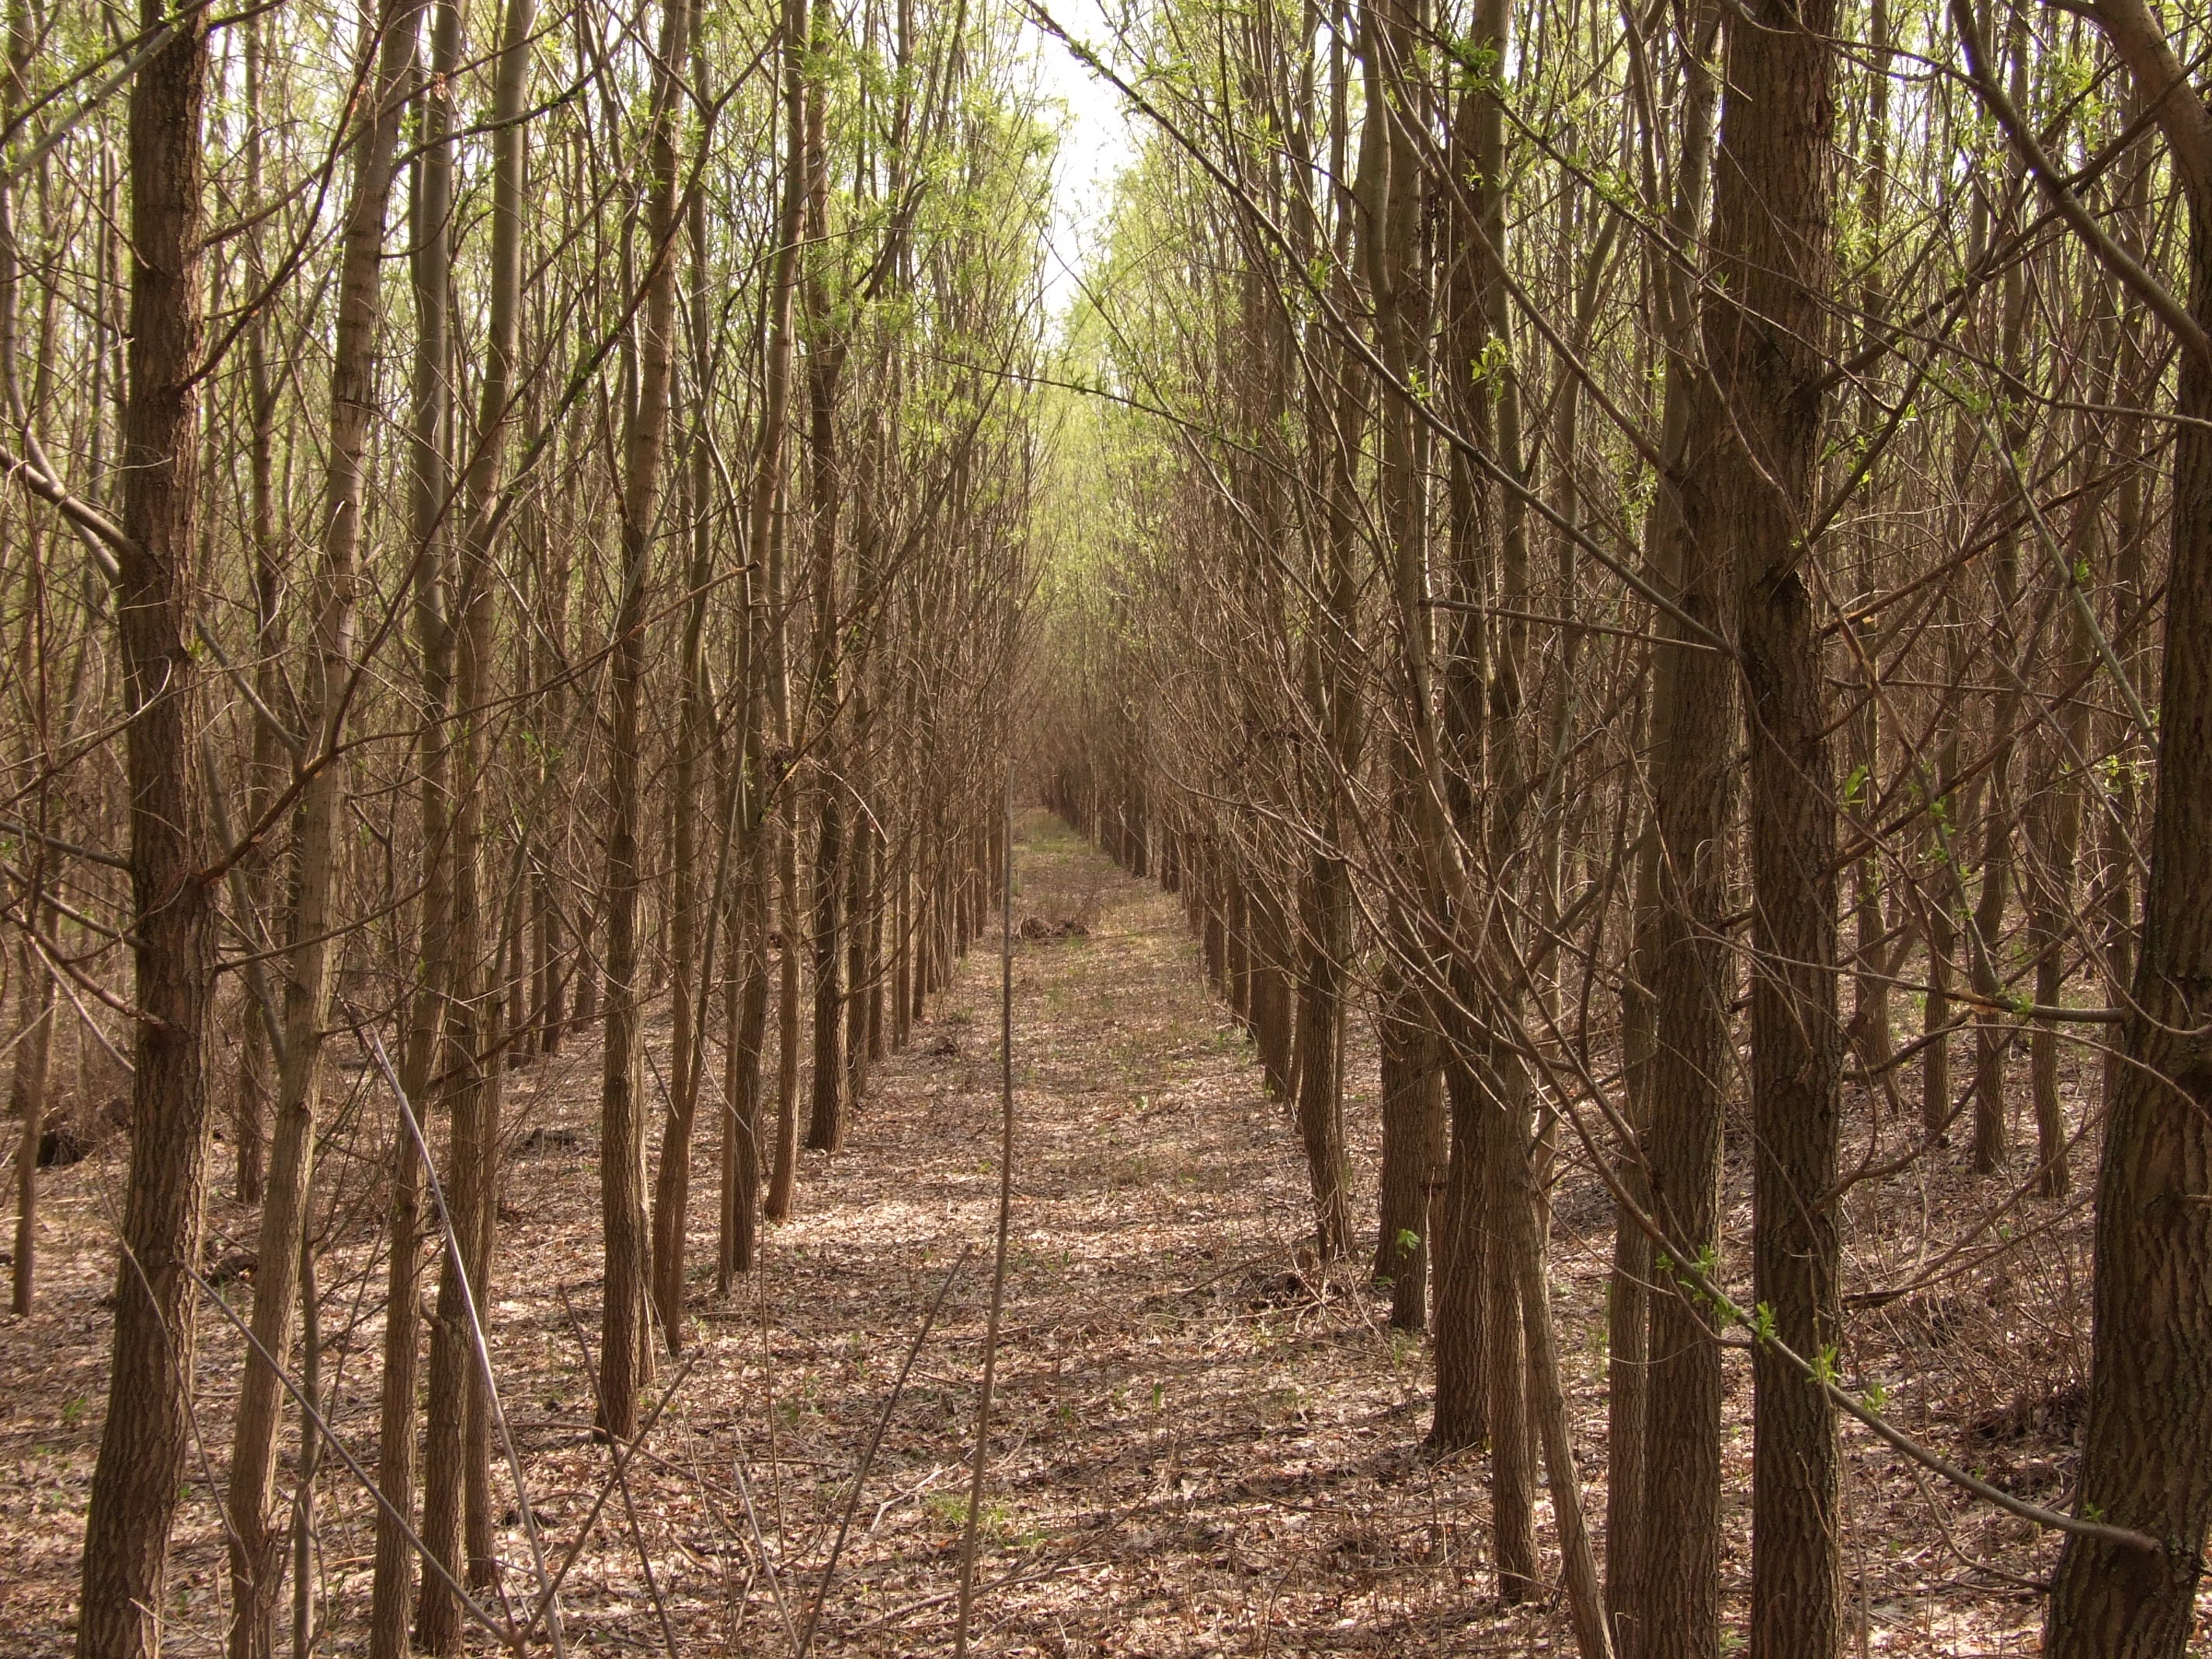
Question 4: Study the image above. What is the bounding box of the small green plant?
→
[923,1493,1036,1546]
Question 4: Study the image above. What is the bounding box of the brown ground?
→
[0,812,2197,1653]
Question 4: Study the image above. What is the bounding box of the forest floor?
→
[0,812,2181,1654]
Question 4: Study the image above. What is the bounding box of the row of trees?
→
[1038,0,2212,1652]
[1,0,1041,1650]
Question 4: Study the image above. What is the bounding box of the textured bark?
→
[1373,971,1438,1329]
[722,873,772,1282]
[650,117,723,1348]
[1291,854,1351,1258]
[232,19,277,1211]
[1428,1043,1490,1454]
[1702,0,1845,1647]
[75,6,218,1653]
[417,0,532,1629]
[2043,18,2212,1639]
[798,0,849,1158]
[599,0,691,1438]
[805,790,847,1150]
[754,0,809,1227]
[1610,19,1717,1640]
[1964,33,2031,1177]
[1634,360,1737,1659]
[367,5,460,1646]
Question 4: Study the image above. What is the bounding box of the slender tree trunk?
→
[1610,19,1717,1640]
[418,0,533,1628]
[2026,486,2098,1200]
[1372,965,1437,1329]
[650,85,721,1346]
[1476,1051,1536,1603]
[1702,0,1844,1647]
[1508,1131,1616,1658]
[10,933,52,1315]
[225,7,417,1650]
[368,5,461,1645]
[75,5,218,1652]
[755,0,809,1226]
[599,0,691,1439]
[1636,303,1737,1659]
[723,870,772,1278]
[234,16,278,1209]
[1960,15,2032,1178]
[1292,854,1351,1257]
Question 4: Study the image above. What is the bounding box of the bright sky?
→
[1023,0,1140,325]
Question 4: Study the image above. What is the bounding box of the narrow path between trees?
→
[666,812,1504,1654]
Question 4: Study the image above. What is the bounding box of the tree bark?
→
[225,5,417,1650]
[599,0,691,1438]
[368,5,461,1647]
[2043,10,2212,1644]
[1373,967,1437,1329]
[1635,363,1737,1659]
[416,0,533,1630]
[75,6,218,1653]
[1702,0,1845,1647]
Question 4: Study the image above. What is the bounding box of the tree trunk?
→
[1635,339,1737,1659]
[649,105,722,1347]
[368,4,461,1645]
[1372,967,1437,1329]
[225,5,416,1650]
[10,933,53,1314]
[2043,23,2212,1643]
[599,0,690,1438]
[75,6,219,1652]
[417,0,532,1629]
[1702,0,1844,1647]
[1292,853,1351,1257]
[1428,1047,1490,1453]
[1610,16,1718,1638]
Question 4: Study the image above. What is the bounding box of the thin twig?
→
[187,1266,519,1649]
[952,762,1018,1657]
[358,1028,569,1656]
[518,1353,700,1640]
[556,1287,684,1659]
[800,1243,976,1654]
[727,1435,805,1657]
